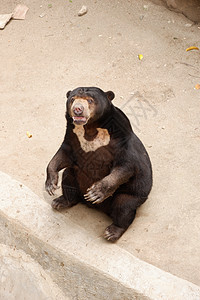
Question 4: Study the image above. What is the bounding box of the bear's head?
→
[66,87,115,126]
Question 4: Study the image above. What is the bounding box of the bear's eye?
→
[71,97,75,103]
[87,98,93,104]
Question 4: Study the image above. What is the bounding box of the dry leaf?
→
[26,131,32,138]
[186,46,199,52]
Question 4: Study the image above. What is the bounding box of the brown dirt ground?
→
[1,0,200,286]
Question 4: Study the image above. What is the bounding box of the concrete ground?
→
[1,171,200,299]
[0,0,200,287]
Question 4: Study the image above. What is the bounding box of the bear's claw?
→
[46,183,59,196]
[84,183,105,204]
[84,192,103,204]
[103,224,125,242]
[84,179,115,204]
[51,196,70,210]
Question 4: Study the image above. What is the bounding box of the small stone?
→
[185,23,192,27]
[39,12,46,18]
[78,5,88,16]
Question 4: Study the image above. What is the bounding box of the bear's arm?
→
[45,142,72,195]
[84,164,134,204]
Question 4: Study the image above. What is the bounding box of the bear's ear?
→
[106,91,115,101]
[66,90,71,98]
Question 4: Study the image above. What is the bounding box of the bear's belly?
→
[74,147,114,194]
[71,125,115,194]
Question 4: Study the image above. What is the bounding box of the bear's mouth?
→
[72,116,88,125]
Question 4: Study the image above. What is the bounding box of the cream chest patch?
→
[73,126,110,152]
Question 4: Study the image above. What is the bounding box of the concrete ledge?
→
[0,171,200,300]
[0,244,66,300]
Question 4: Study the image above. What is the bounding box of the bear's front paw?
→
[45,173,59,196]
[84,180,112,204]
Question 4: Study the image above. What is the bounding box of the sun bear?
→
[45,87,152,242]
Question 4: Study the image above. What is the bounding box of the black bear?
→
[45,87,152,242]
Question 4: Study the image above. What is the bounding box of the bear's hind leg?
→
[52,168,81,211]
[52,195,71,210]
[103,194,142,242]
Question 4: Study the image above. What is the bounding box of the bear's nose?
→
[73,104,84,116]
